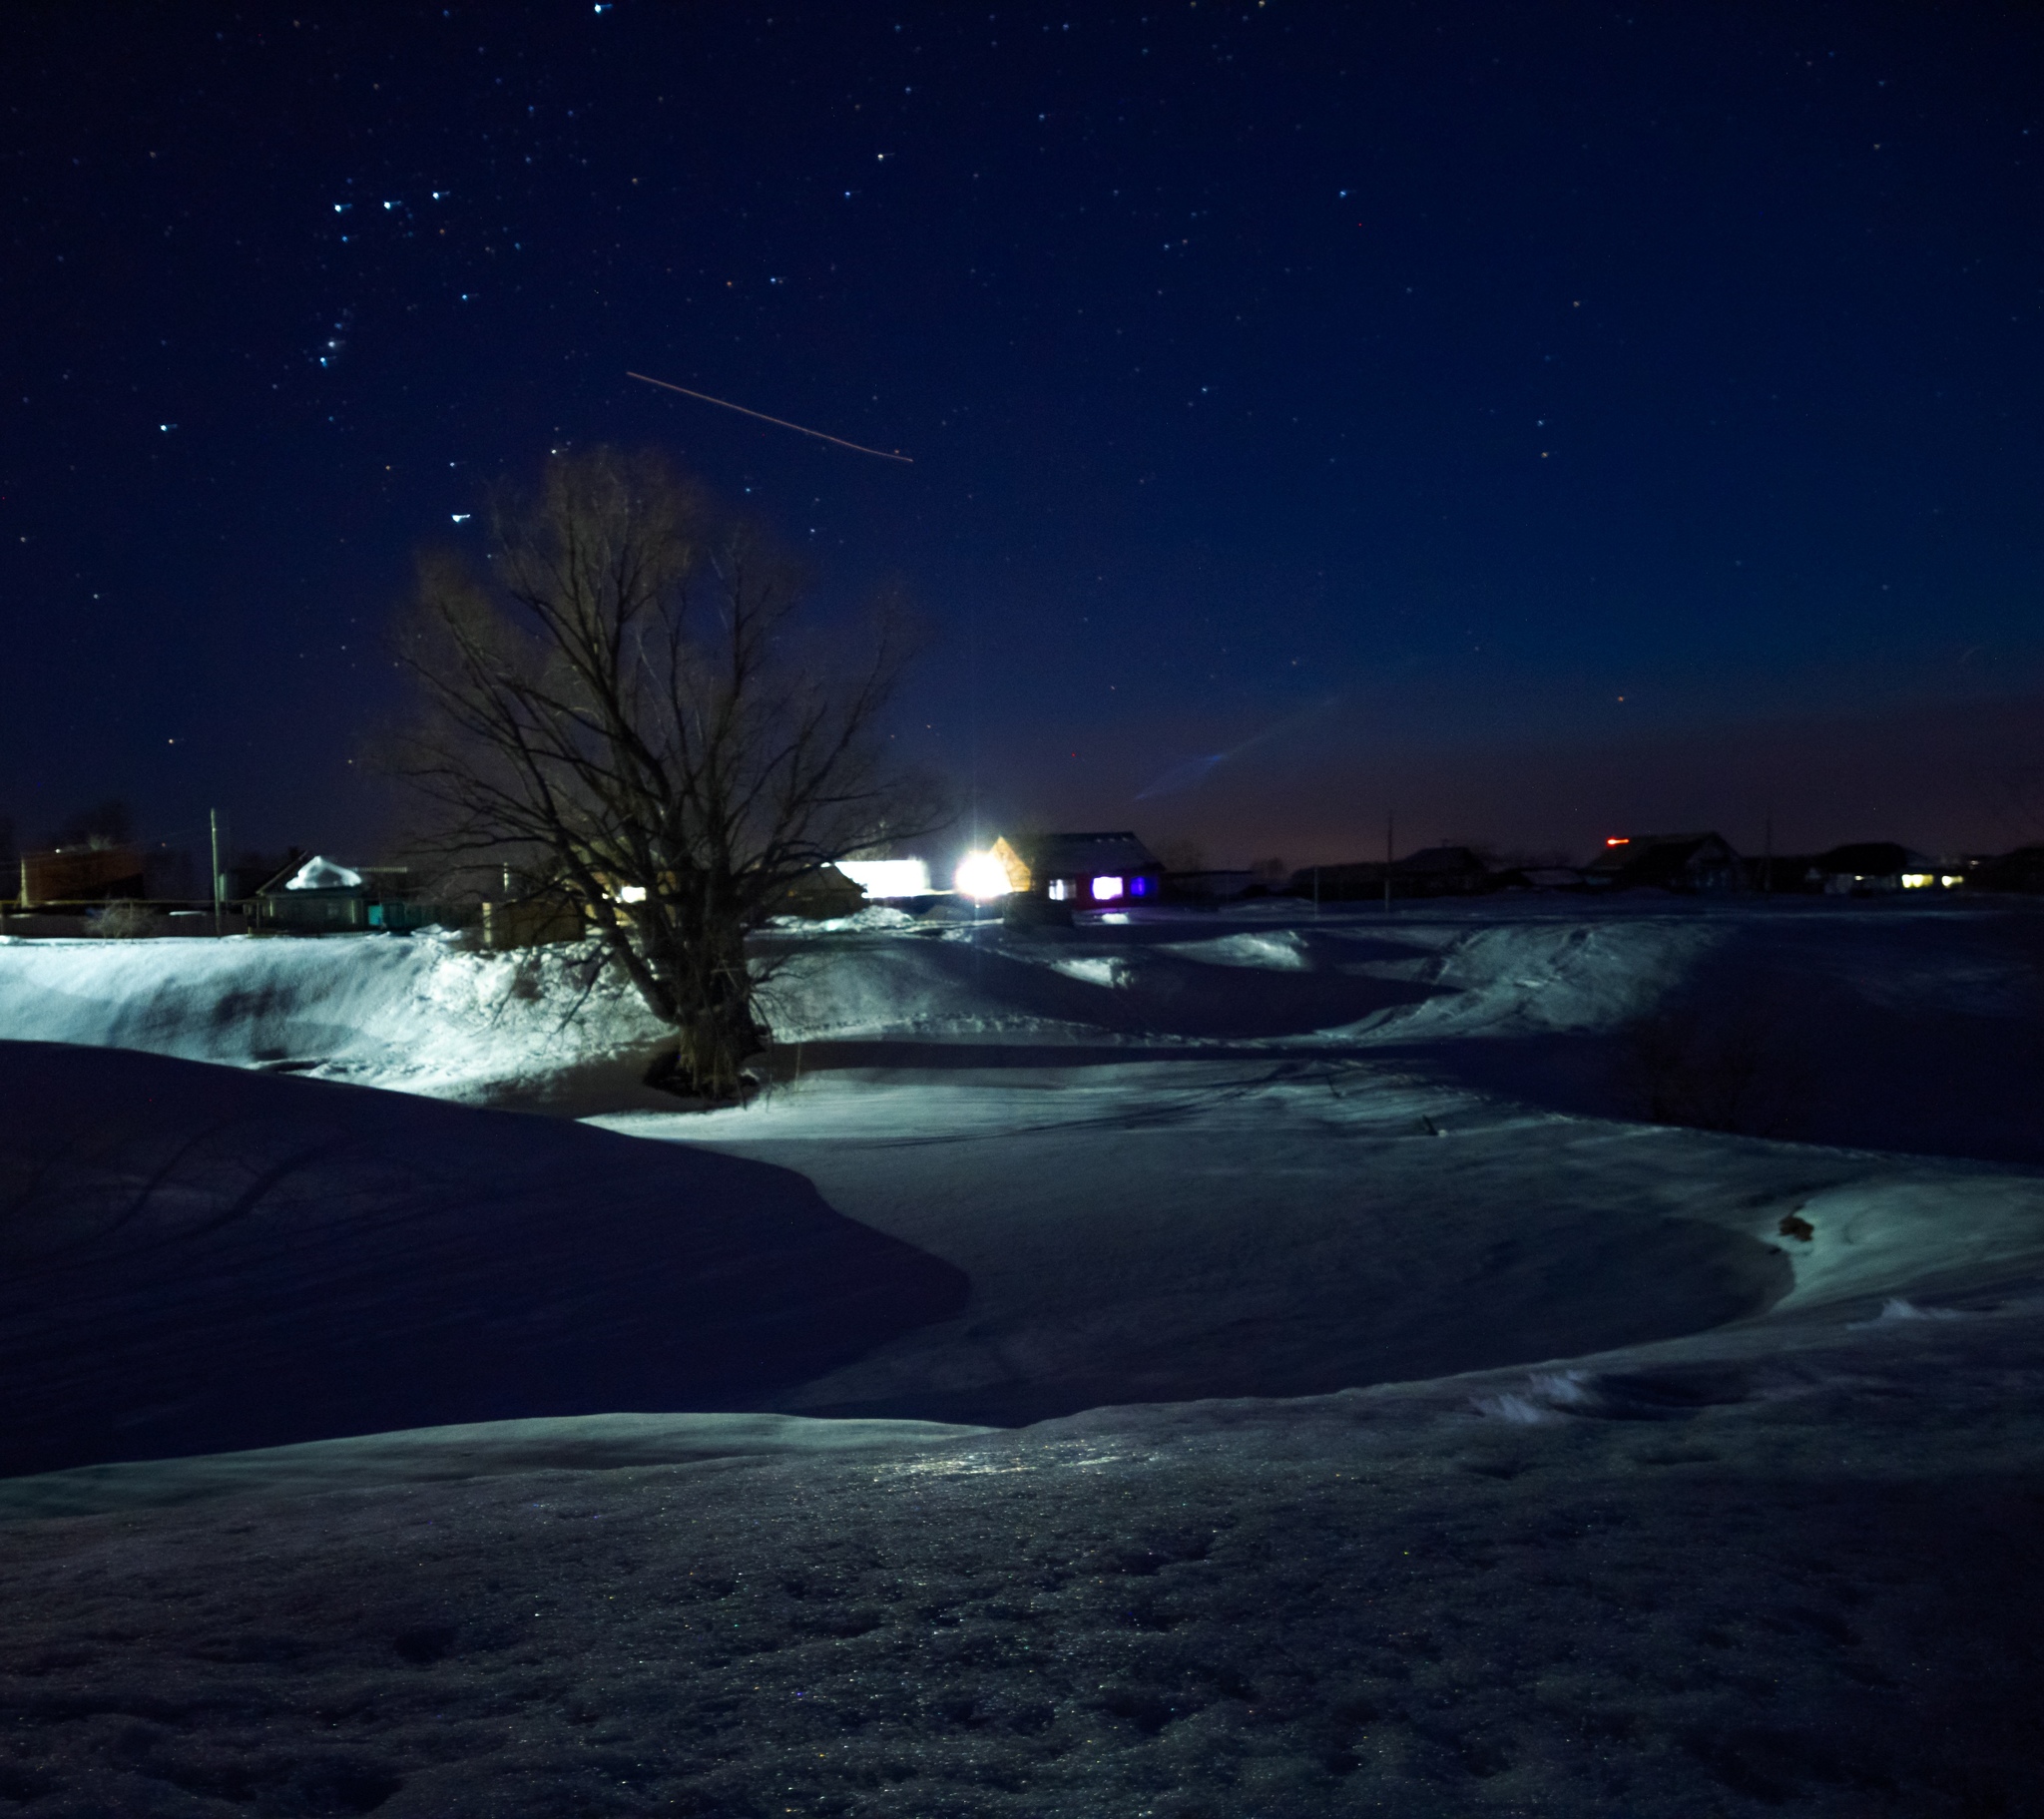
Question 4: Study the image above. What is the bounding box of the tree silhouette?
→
[393,448,941,1098]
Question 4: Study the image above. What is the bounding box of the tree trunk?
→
[635,920,765,1101]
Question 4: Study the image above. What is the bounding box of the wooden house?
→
[1289,846,1500,902]
[992,832,1165,907]
[774,864,868,920]
[255,855,371,932]
[1586,832,1742,893]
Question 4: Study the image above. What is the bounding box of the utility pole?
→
[209,807,224,937]
[1762,808,1774,897]
[1383,809,1394,914]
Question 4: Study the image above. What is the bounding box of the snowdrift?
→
[0,931,666,1104]
[3,902,2041,1442]
[4,909,2044,1814]
[0,1042,966,1475]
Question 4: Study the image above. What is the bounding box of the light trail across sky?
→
[627,371,913,463]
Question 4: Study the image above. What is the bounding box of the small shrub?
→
[83,901,162,940]
[1614,989,1815,1137]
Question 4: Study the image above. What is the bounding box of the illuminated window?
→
[617,884,648,903]
[1941,874,1964,889]
[1047,879,1071,901]
[1091,875,1124,901]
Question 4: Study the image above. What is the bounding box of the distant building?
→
[253,855,455,933]
[1390,844,1494,896]
[18,844,147,906]
[773,864,868,920]
[1586,832,1742,893]
[1972,845,2044,894]
[1164,868,1259,903]
[255,855,371,932]
[1290,845,1500,902]
[990,832,1165,907]
[1807,842,1958,894]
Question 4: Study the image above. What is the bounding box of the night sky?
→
[6,2,2043,875]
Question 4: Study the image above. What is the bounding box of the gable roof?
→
[1003,831,1162,878]
[1812,841,1928,876]
[1587,831,1736,874]
[1395,844,1489,876]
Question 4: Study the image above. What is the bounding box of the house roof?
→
[1587,831,1735,873]
[1813,842,1928,875]
[260,854,364,897]
[1005,831,1162,877]
[1395,844,1488,875]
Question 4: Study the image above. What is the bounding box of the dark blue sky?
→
[6,1,2042,870]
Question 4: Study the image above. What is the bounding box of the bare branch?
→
[385,447,948,1097]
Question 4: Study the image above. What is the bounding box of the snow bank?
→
[0,931,665,1101]
[0,1041,966,1475]
[1312,916,1723,1041]
[1159,928,1314,970]
[3,902,2039,1161]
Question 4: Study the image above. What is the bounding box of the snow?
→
[2,897,2042,1811]
[0,1041,967,1477]
[282,854,363,890]
[590,1056,2042,1427]
[4,1301,2043,1814]
[1159,928,1314,969]
[833,858,931,899]
[0,929,668,1104]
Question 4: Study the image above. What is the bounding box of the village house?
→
[985,832,1165,909]
[1289,845,1500,902]
[1807,842,1958,894]
[1586,831,1742,893]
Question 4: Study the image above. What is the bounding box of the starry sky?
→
[6,1,2043,874]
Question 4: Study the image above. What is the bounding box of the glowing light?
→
[954,852,1011,900]
[1605,837,1630,847]
[616,884,647,904]
[1090,875,1124,901]
[837,858,930,899]
[1941,874,1964,888]
[1901,873,1932,889]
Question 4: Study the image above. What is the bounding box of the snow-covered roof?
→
[1005,832,1162,878]
[835,859,931,900]
[282,855,365,893]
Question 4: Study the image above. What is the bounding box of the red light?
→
[1605,837,1630,846]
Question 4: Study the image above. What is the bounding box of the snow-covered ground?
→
[2,898,2042,1814]
[0,928,666,1104]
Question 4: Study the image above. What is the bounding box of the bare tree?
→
[392,448,942,1099]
